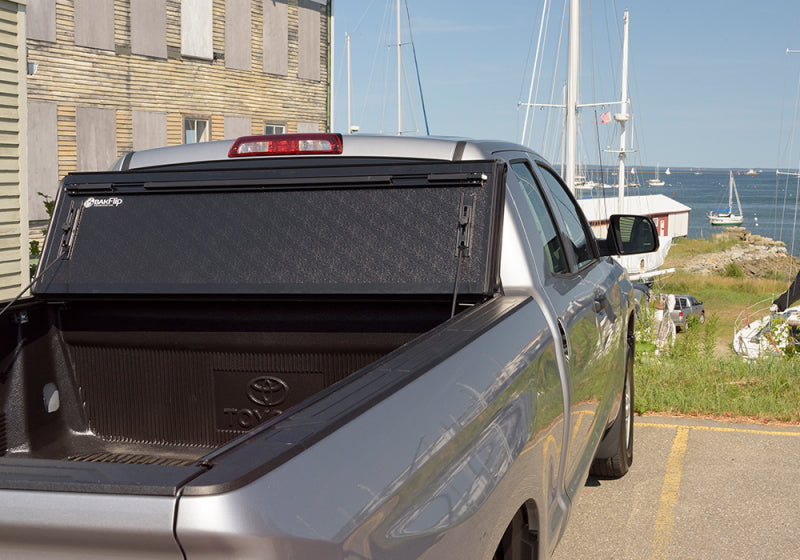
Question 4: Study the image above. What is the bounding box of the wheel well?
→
[628,310,636,341]
[493,502,539,560]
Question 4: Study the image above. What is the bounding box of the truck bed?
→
[0,298,448,468]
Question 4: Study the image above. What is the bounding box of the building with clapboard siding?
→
[0,1,28,299]
[25,0,331,226]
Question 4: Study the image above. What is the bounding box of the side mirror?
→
[602,214,659,256]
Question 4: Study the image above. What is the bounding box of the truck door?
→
[531,162,623,498]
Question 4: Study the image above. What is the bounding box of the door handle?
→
[593,291,608,313]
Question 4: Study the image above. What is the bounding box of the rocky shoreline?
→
[677,227,800,278]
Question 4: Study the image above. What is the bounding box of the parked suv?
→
[672,295,705,331]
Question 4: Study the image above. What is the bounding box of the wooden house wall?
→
[26,0,330,183]
[0,0,28,299]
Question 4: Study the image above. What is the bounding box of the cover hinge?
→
[58,201,83,259]
[455,194,476,257]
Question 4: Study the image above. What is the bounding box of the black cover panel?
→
[34,160,504,296]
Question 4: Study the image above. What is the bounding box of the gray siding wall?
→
[0,0,27,297]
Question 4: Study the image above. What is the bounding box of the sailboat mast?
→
[731,172,742,215]
[616,10,630,208]
[520,0,550,145]
[396,0,402,135]
[729,172,734,209]
[346,33,352,134]
[565,0,579,192]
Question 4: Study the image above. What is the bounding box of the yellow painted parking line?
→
[637,421,800,437]
[640,420,800,559]
[649,426,689,560]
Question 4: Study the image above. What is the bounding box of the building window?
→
[27,102,59,221]
[76,107,117,172]
[74,0,114,50]
[132,0,167,59]
[298,0,321,81]
[28,0,56,42]
[225,0,252,71]
[134,111,168,151]
[264,123,286,135]
[182,0,213,60]
[184,118,210,144]
[297,122,319,133]
[224,116,252,139]
[263,0,288,75]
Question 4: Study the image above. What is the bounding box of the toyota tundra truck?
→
[0,133,657,559]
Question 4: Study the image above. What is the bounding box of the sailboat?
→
[707,171,743,226]
[647,163,665,187]
[665,167,671,175]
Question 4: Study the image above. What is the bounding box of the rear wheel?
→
[699,312,706,324]
[590,338,634,478]
[493,508,538,560]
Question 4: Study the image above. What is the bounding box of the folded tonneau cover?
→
[34,159,505,298]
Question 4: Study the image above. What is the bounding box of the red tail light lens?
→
[228,134,343,157]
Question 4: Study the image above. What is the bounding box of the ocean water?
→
[581,168,800,257]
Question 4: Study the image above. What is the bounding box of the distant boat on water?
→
[664,167,671,175]
[648,163,665,187]
[707,170,743,226]
[745,168,759,175]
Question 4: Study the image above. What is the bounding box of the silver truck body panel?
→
[0,491,181,558]
[116,134,537,171]
[176,297,562,559]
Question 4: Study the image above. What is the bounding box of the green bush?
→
[724,261,745,278]
[29,192,54,277]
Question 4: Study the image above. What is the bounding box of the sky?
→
[330,1,800,170]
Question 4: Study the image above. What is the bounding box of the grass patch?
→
[634,234,800,423]
[663,236,738,265]
[634,273,799,423]
[635,352,800,423]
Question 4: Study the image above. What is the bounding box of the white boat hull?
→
[616,235,672,278]
[707,212,743,226]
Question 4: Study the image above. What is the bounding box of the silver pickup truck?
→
[0,134,656,559]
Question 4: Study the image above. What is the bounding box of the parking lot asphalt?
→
[552,414,800,560]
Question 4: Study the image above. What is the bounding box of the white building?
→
[578,194,691,240]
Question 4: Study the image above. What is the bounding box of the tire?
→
[493,508,537,560]
[590,339,634,478]
[699,312,705,324]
